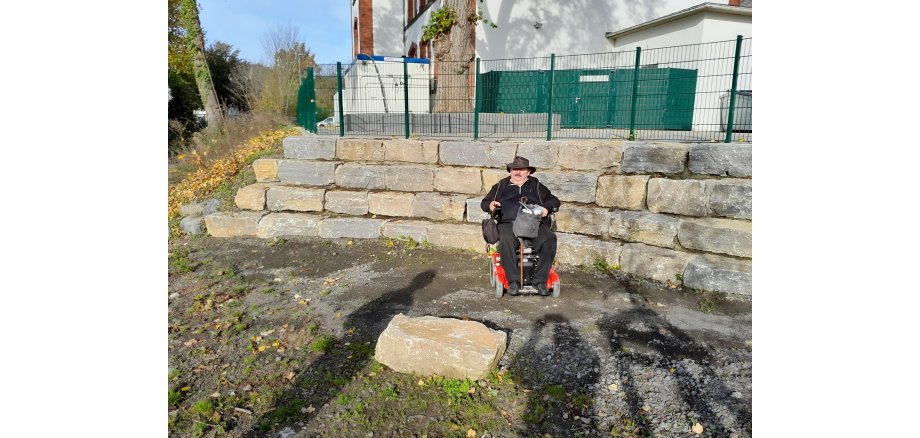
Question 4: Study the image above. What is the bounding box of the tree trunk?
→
[432,0,475,113]
[181,0,224,129]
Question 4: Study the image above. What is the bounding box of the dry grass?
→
[169,112,294,184]
[167,116,300,226]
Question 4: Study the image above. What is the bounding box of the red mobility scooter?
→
[487,208,560,298]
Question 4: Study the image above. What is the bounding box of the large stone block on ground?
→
[554,205,610,236]
[620,243,695,283]
[336,138,385,161]
[707,179,752,220]
[335,164,387,189]
[277,160,338,185]
[412,192,466,221]
[466,198,488,223]
[324,190,369,215]
[689,143,752,177]
[608,210,679,248]
[683,254,752,295]
[385,165,435,192]
[234,183,273,211]
[556,140,622,170]
[383,139,439,164]
[435,167,482,194]
[647,178,708,217]
[257,213,322,238]
[368,192,415,217]
[596,175,649,210]
[556,233,623,268]
[621,142,688,174]
[439,141,518,168]
[426,223,483,251]
[381,220,431,243]
[266,186,325,212]
[252,159,279,182]
[678,218,752,258]
[375,314,507,380]
[536,171,599,203]
[515,141,559,169]
[282,135,336,160]
[318,218,384,239]
[205,212,266,237]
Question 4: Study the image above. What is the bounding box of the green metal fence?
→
[298,36,752,142]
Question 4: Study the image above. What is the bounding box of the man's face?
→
[510,167,531,184]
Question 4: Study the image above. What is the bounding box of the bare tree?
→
[258,24,316,118]
[425,0,494,113]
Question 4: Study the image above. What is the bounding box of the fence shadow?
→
[507,313,600,437]
[596,294,752,436]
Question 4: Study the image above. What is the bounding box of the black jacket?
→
[480,176,561,223]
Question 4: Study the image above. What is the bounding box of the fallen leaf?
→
[241,384,252,391]
[211,391,220,398]
[181,386,191,391]
[467,429,476,438]
[334,312,342,319]
[183,339,198,347]
[285,371,295,381]
[234,407,252,415]
[258,345,267,352]
[260,329,275,337]
[306,405,315,413]
[692,423,704,434]
[468,386,476,394]
[418,379,426,386]
[669,367,676,374]
[608,384,618,391]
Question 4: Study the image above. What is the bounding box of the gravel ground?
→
[169,235,752,437]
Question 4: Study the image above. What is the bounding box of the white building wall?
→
[373,0,404,56]
[609,10,751,131]
[403,0,703,61]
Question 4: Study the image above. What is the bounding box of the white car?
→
[317,117,337,128]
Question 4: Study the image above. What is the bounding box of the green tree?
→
[174,0,224,130]
[206,41,249,112]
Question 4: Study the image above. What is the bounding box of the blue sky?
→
[198,0,353,65]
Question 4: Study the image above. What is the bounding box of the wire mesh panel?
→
[311,64,340,135]
[305,37,752,142]
[478,56,553,139]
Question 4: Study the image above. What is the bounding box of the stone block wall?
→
[205,134,753,296]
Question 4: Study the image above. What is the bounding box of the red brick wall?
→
[359,0,374,55]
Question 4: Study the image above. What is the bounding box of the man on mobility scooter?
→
[481,156,561,297]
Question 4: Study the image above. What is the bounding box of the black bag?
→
[482,218,500,244]
[481,179,505,244]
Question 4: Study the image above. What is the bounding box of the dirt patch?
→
[168,235,752,437]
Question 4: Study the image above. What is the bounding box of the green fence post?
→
[546,54,556,141]
[628,47,641,141]
[473,58,481,140]
[305,67,317,133]
[403,61,410,139]
[724,35,744,143]
[336,62,346,137]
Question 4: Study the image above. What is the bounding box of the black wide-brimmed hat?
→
[506,156,536,173]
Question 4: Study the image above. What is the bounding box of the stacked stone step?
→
[204,135,752,296]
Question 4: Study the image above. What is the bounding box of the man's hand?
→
[489,201,501,212]
[540,208,549,218]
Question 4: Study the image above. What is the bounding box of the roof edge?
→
[605,2,751,40]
